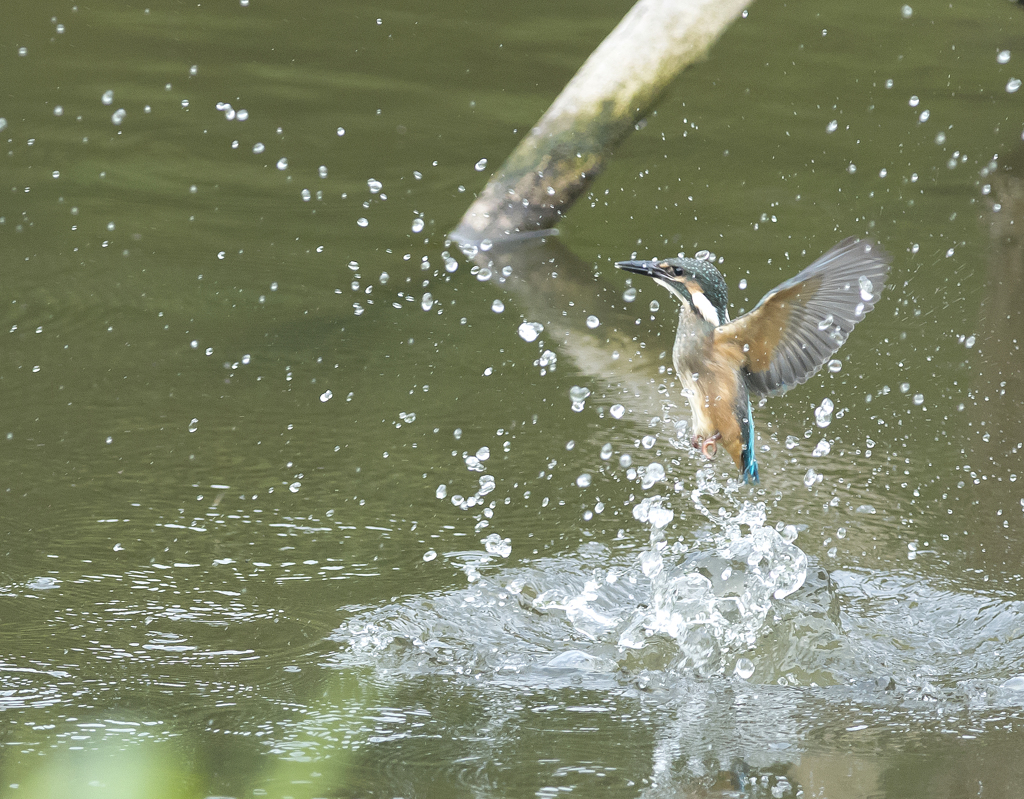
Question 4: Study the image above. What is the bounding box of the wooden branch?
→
[451,0,753,244]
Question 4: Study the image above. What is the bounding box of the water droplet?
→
[356,217,369,228]
[738,279,747,290]
[188,418,199,433]
[785,435,800,449]
[569,385,591,412]
[435,484,447,499]
[367,178,382,193]
[491,299,505,313]
[111,108,126,125]
[276,157,288,170]
[102,90,114,105]
[814,398,834,428]
[421,292,434,311]
[411,217,424,233]
[288,481,301,493]
[909,95,920,107]
[817,315,834,330]
[812,439,831,457]
[476,447,490,461]
[826,119,838,133]
[913,393,924,405]
[536,350,557,374]
[320,390,333,402]
[474,158,488,171]
[423,549,437,562]
[828,359,842,373]
[1008,78,1022,94]
[301,188,311,201]
[734,658,755,679]
[576,473,592,488]
[619,453,632,468]
[482,533,511,558]
[965,335,976,348]
[253,142,265,154]
[998,50,1011,65]
[610,404,625,419]
[649,300,660,312]
[803,468,819,487]
[583,315,600,329]
[518,321,543,342]
[600,443,613,460]
[641,462,665,490]
[901,4,912,18]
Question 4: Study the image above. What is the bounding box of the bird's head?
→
[615,255,730,327]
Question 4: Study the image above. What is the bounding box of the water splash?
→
[618,490,807,675]
[332,464,809,684]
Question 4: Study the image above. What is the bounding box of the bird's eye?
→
[672,265,684,276]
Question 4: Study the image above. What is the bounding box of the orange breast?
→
[679,340,748,470]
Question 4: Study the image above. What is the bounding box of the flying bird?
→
[615,238,891,482]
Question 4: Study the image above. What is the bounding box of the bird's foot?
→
[700,433,722,460]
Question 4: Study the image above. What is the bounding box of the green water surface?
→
[3,1,1024,797]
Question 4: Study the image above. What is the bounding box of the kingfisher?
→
[616,237,891,483]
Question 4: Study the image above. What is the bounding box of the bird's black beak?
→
[615,258,691,306]
[615,259,664,278]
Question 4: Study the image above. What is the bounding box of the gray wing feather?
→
[741,238,891,397]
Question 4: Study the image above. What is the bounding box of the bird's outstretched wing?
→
[714,238,891,397]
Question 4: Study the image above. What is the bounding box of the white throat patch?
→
[690,290,721,327]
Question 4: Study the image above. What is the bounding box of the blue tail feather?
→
[741,401,759,483]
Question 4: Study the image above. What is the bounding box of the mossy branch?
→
[452,0,752,244]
